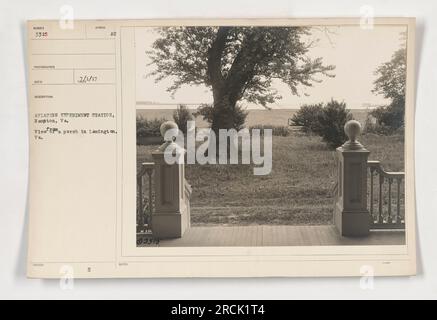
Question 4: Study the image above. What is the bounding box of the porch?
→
[137,120,406,245]
[138,225,405,247]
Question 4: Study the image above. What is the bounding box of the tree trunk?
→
[206,27,248,156]
[209,90,241,158]
[211,93,237,134]
[207,27,243,134]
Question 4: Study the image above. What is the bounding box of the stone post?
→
[151,121,190,239]
[334,120,370,237]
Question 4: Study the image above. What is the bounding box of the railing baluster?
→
[137,174,143,229]
[397,177,401,223]
[142,174,146,224]
[138,162,155,230]
[367,160,405,230]
[379,174,384,223]
[370,168,374,220]
[147,169,153,225]
[388,178,392,223]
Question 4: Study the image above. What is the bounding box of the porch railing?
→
[137,162,155,234]
[367,160,405,230]
[334,120,406,236]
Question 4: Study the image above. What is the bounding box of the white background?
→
[0,0,436,299]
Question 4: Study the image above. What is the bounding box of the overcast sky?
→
[135,25,407,109]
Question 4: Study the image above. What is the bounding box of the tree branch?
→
[207,27,230,87]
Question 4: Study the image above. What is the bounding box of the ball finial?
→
[344,120,362,142]
[342,120,365,150]
[160,121,179,142]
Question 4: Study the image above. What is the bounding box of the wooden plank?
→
[325,225,340,245]
[230,226,239,247]
[157,225,405,247]
[249,225,257,247]
[300,226,312,245]
[257,225,263,247]
[278,225,288,246]
[242,225,252,246]
[313,226,324,245]
[262,226,271,246]
[216,226,228,247]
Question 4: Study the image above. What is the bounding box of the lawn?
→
[137,131,404,226]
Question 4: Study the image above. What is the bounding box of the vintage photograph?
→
[135,24,407,247]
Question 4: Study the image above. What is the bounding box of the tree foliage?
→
[147,26,335,130]
[371,36,407,132]
[173,104,193,134]
[372,47,406,102]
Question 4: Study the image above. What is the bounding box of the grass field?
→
[137,128,404,226]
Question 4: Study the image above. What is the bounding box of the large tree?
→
[371,35,407,130]
[147,26,335,132]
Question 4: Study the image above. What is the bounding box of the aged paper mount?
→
[27,18,416,278]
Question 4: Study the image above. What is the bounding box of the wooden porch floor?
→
[143,225,405,247]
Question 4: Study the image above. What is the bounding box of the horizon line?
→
[136,101,381,110]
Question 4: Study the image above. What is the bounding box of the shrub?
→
[249,125,290,137]
[136,116,166,138]
[363,112,389,135]
[290,103,324,133]
[291,100,352,149]
[173,104,193,134]
[314,99,352,149]
[193,103,214,124]
[366,98,405,134]
[194,103,248,131]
